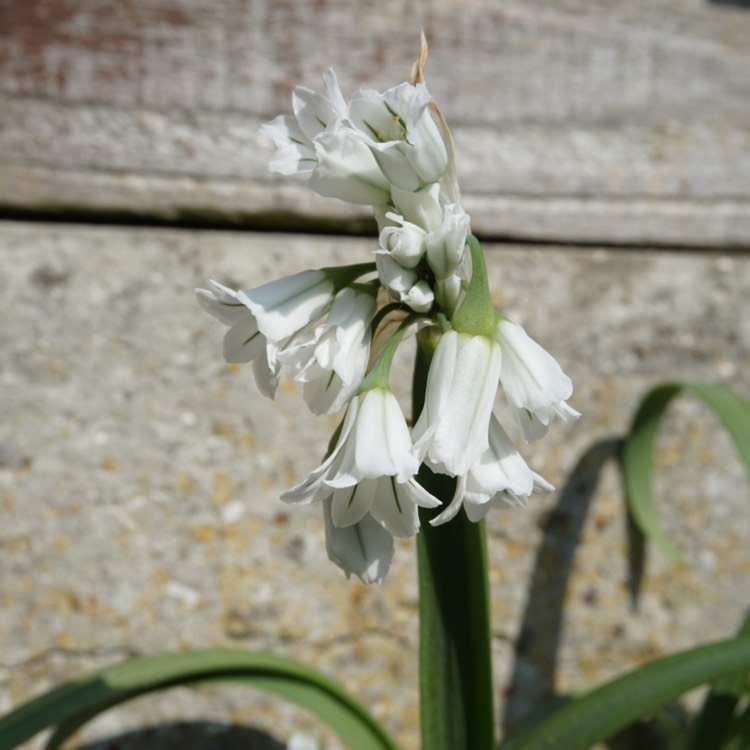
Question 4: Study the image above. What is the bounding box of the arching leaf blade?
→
[500,635,750,750]
[623,382,750,562]
[0,649,401,750]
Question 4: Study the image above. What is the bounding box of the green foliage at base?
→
[0,649,401,750]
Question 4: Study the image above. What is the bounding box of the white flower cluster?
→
[198,54,579,583]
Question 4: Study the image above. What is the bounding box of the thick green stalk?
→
[413,329,496,750]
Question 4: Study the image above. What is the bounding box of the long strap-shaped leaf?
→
[685,611,750,750]
[623,381,750,561]
[0,649,401,750]
[500,634,750,750]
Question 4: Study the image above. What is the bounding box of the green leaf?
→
[499,634,750,750]
[722,704,750,750]
[0,649,401,750]
[685,611,750,750]
[622,382,750,562]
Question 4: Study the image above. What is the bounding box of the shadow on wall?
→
[500,438,689,750]
[78,721,284,750]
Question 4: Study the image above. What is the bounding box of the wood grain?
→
[1,0,749,246]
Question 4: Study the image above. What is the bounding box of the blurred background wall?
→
[1,2,749,748]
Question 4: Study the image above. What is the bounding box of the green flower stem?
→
[413,328,496,750]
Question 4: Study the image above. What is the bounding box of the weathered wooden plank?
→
[1,0,749,245]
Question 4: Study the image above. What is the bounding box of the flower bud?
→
[378,212,426,268]
[425,204,470,279]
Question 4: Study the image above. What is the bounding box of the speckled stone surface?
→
[1,222,749,749]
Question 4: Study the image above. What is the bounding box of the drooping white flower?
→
[412,330,503,477]
[495,318,580,441]
[261,70,391,206]
[378,212,426,269]
[237,270,335,352]
[323,499,394,584]
[279,287,376,415]
[282,387,440,537]
[260,69,347,177]
[348,82,448,191]
[424,204,471,279]
[196,280,281,397]
[430,414,553,525]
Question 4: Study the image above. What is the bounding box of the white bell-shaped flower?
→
[279,287,376,415]
[495,318,580,441]
[412,330,503,477]
[262,70,391,206]
[196,280,281,397]
[237,270,335,357]
[282,387,440,536]
[349,82,448,191]
[260,69,346,177]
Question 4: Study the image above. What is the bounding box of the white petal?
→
[497,319,573,412]
[330,479,378,528]
[463,498,492,523]
[434,275,463,317]
[430,474,467,526]
[378,215,426,268]
[252,353,280,399]
[369,476,420,538]
[412,329,458,457]
[238,270,333,343]
[354,389,419,482]
[281,401,359,503]
[401,281,434,313]
[303,371,355,416]
[196,281,246,325]
[260,115,316,176]
[292,84,339,141]
[222,317,265,363]
[376,254,417,294]
[309,128,391,206]
[368,140,423,191]
[419,332,502,476]
[467,416,536,501]
[513,406,551,443]
[323,499,393,584]
[425,204,470,278]
[390,183,443,232]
